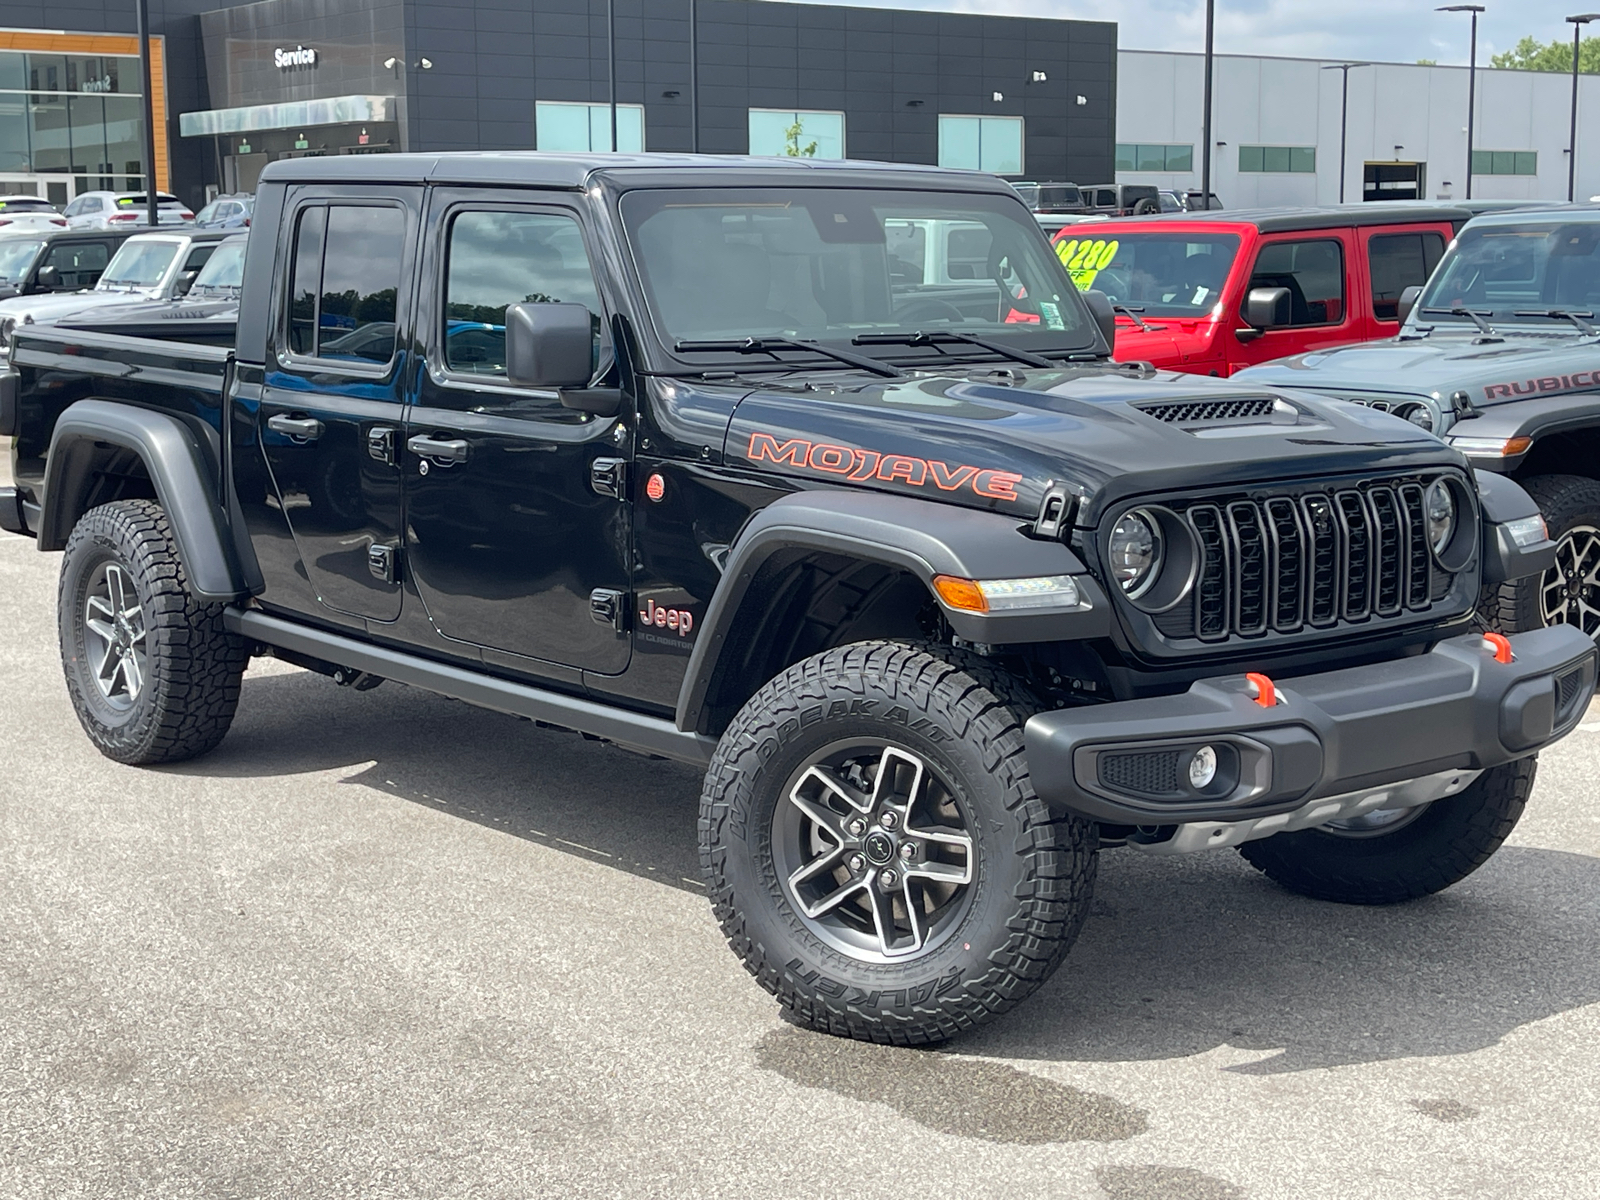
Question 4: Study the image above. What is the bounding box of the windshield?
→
[99,240,179,288]
[1419,221,1600,325]
[0,238,42,282]
[620,187,1095,367]
[1062,231,1240,317]
[190,240,245,291]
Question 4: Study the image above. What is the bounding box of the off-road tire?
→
[58,499,247,765]
[699,640,1097,1045]
[1475,474,1600,638]
[1237,758,1534,905]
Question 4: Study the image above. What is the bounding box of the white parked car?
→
[0,196,67,233]
[62,191,194,229]
[0,230,227,328]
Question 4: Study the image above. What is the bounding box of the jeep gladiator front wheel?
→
[1478,474,1600,640]
[1237,758,1534,905]
[699,641,1097,1045]
[58,500,247,765]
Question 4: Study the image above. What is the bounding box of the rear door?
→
[400,190,631,675]
[36,237,113,290]
[1227,231,1358,372]
[1359,224,1448,338]
[256,189,419,623]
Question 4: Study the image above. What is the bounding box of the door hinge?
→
[367,425,396,466]
[590,457,628,499]
[590,588,628,633]
[368,543,399,584]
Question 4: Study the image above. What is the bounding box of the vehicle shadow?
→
[177,666,1600,1072]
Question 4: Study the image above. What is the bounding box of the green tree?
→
[1416,58,1437,66]
[784,120,818,157]
[1491,34,1600,73]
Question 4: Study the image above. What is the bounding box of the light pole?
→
[1321,62,1370,203]
[1201,0,1215,210]
[136,0,159,226]
[607,0,618,152]
[689,0,699,153]
[1437,5,1486,200]
[1567,14,1599,201]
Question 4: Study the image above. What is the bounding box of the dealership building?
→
[0,0,1594,210]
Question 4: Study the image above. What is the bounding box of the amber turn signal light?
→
[933,575,988,613]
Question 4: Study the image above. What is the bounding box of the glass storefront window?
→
[534,102,644,153]
[0,48,146,197]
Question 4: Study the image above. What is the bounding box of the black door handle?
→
[266,413,323,442]
[407,433,469,464]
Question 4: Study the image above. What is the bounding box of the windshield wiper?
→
[1421,306,1502,339]
[1512,308,1598,336]
[1111,304,1164,332]
[851,330,1054,368]
[674,337,904,379]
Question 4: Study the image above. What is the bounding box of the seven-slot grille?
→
[1152,479,1449,642]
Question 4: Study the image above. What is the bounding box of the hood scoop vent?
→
[1135,395,1295,426]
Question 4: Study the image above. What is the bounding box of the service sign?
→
[274,46,318,69]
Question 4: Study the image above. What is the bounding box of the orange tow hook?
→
[1245,672,1277,708]
[1482,631,1514,664]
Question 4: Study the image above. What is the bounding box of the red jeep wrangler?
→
[1045,205,1469,376]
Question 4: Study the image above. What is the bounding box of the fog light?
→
[1188,745,1218,789]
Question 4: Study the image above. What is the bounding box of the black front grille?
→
[1144,479,1453,644]
[1136,396,1278,424]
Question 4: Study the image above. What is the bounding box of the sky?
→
[807,0,1590,67]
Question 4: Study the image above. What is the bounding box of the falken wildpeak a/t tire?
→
[698,641,1097,1045]
[1236,759,1535,905]
[58,499,247,765]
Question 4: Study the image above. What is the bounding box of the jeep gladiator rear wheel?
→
[1236,758,1534,905]
[1478,474,1600,640]
[58,499,247,765]
[699,641,1097,1045]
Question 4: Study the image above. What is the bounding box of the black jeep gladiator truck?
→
[1238,207,1600,648]
[0,154,1593,1045]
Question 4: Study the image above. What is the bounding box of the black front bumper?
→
[1025,626,1597,825]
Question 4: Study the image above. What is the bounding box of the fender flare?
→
[1452,393,1600,468]
[40,399,249,601]
[674,489,1109,734]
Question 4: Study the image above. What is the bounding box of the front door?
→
[402,193,631,674]
[258,192,418,622]
[1227,233,1358,373]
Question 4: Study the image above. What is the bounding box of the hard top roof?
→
[258,151,1019,194]
[1458,204,1600,229]
[1109,204,1473,232]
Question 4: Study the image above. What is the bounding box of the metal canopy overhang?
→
[178,95,396,138]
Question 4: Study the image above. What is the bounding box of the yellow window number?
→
[1054,237,1119,291]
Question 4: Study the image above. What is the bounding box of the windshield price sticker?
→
[1055,237,1119,290]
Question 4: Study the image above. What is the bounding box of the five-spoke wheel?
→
[775,742,975,962]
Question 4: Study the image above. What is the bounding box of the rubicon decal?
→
[639,598,694,637]
[1483,372,1600,401]
[746,432,1024,502]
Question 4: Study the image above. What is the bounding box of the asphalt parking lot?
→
[4,464,1600,1199]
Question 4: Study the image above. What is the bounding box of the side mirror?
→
[504,302,594,390]
[1397,285,1423,326]
[1083,289,1117,352]
[174,270,198,297]
[1244,286,1292,329]
[34,265,61,291]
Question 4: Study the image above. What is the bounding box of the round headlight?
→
[1109,509,1162,598]
[1425,478,1456,554]
[1405,405,1435,432]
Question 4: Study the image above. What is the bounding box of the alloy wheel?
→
[83,562,147,709]
[773,741,976,963]
[1539,524,1600,639]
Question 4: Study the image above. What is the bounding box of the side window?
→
[284,204,406,364]
[1367,231,1446,320]
[1096,189,1116,208]
[84,197,103,213]
[43,241,109,288]
[183,244,217,273]
[63,197,82,217]
[1250,238,1346,326]
[442,210,601,377]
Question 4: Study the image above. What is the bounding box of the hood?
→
[1110,315,1220,369]
[724,365,1465,528]
[1235,328,1600,411]
[0,287,159,326]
